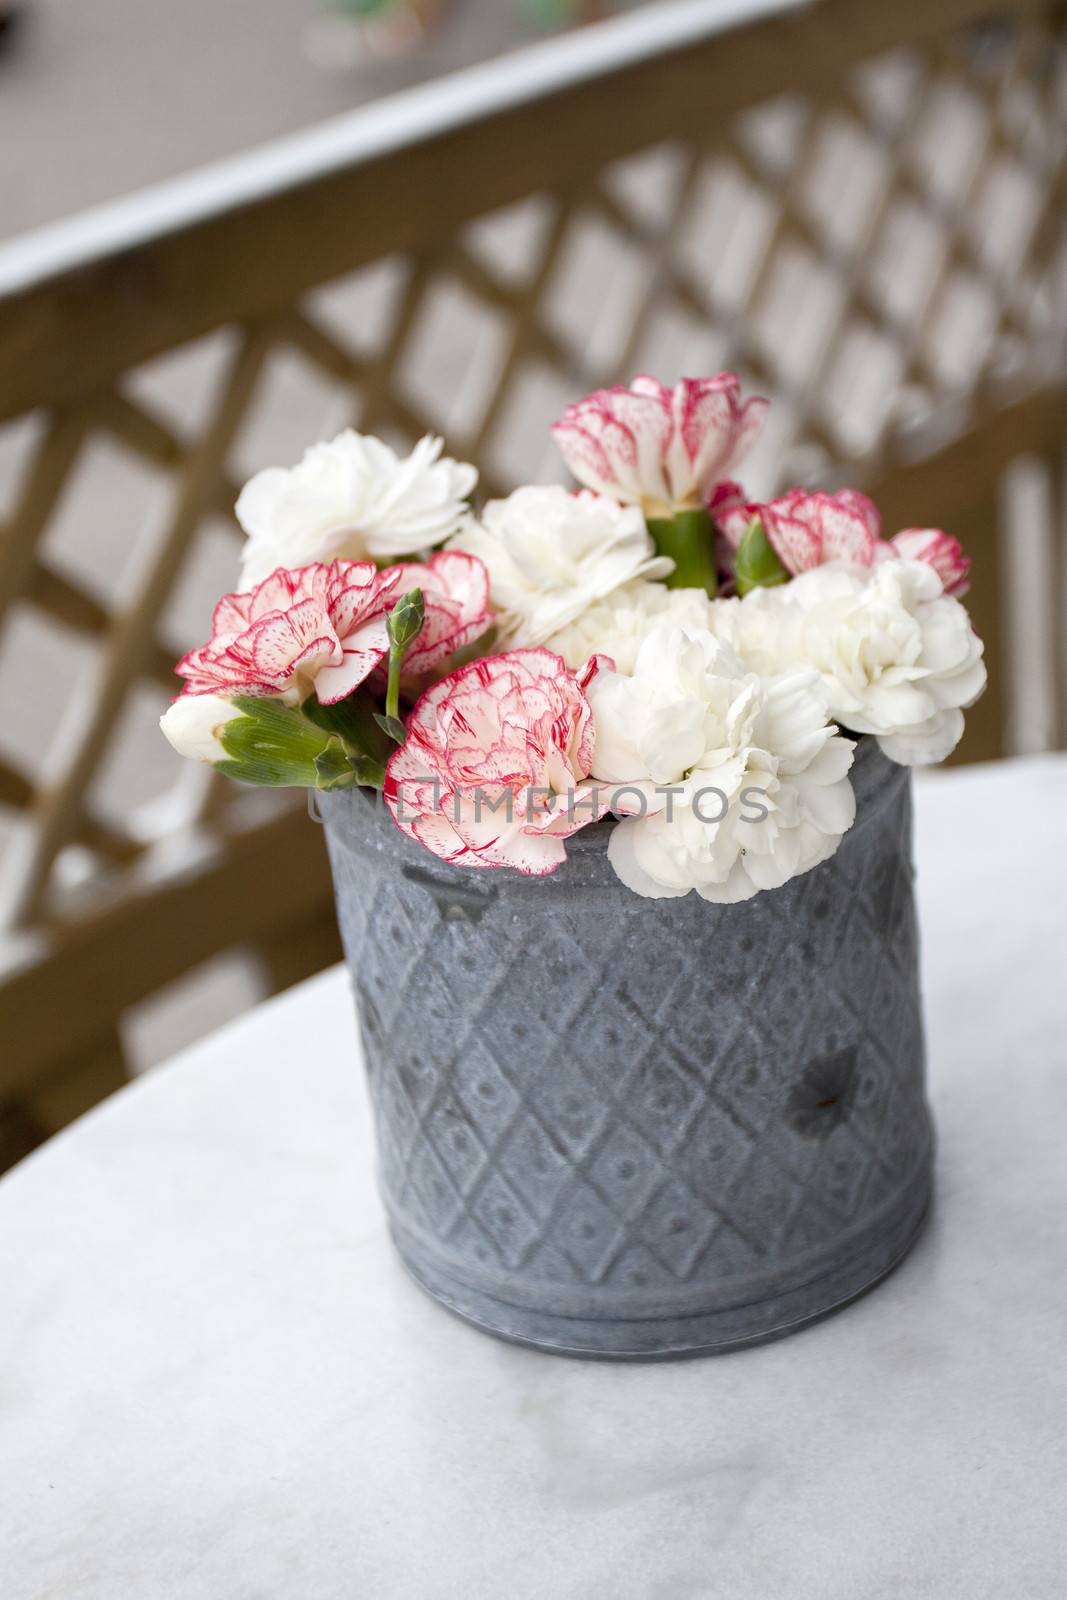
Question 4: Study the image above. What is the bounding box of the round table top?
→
[4,756,1067,1600]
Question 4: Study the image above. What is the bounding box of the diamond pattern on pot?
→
[323,748,932,1297]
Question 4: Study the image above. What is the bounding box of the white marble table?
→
[3,757,1067,1599]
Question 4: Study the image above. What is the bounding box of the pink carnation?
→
[384,550,492,685]
[890,528,971,597]
[717,488,882,574]
[177,561,400,705]
[384,650,609,875]
[551,373,768,516]
[717,488,970,596]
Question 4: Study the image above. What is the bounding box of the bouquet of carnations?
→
[162,374,986,904]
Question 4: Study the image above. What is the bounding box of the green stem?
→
[385,650,402,724]
[383,586,426,725]
[646,507,718,596]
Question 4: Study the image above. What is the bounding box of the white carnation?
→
[587,624,856,903]
[160,694,241,764]
[717,560,986,766]
[236,431,477,587]
[706,587,790,676]
[546,580,714,673]
[447,486,672,648]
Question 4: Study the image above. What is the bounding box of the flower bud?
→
[734,516,790,596]
[215,696,349,788]
[387,587,426,652]
[160,694,243,764]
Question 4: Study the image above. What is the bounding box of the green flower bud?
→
[387,587,426,652]
[734,516,790,596]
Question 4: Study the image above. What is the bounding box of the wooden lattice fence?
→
[0,0,1065,1158]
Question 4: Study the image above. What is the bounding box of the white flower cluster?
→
[586,626,857,903]
[711,560,986,767]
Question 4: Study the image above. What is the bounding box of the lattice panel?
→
[1,5,1066,1136]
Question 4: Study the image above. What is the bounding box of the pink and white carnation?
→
[383,550,492,686]
[889,528,971,597]
[717,488,882,573]
[585,624,856,903]
[552,373,768,517]
[448,486,671,648]
[384,650,611,875]
[717,488,971,596]
[176,561,400,706]
[236,431,478,588]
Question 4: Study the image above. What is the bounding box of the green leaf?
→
[302,688,392,762]
[314,736,358,790]
[349,754,386,790]
[373,712,407,745]
[220,701,332,787]
[734,516,790,596]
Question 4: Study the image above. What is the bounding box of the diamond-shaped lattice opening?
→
[735,93,810,179]
[543,209,650,373]
[158,513,242,660]
[852,49,926,135]
[40,433,173,612]
[0,604,99,787]
[866,194,948,329]
[925,270,998,389]
[602,142,687,233]
[0,413,47,521]
[123,329,239,438]
[753,242,845,388]
[821,319,904,456]
[969,154,1042,277]
[396,274,509,440]
[676,156,776,314]
[0,806,24,895]
[908,77,989,207]
[306,256,411,361]
[801,112,889,258]
[745,386,801,498]
[484,358,573,491]
[84,676,177,830]
[461,195,555,289]
[229,344,354,488]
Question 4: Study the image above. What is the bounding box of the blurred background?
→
[1,0,1065,1169]
[0,1,643,238]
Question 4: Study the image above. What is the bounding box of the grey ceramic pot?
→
[320,737,933,1360]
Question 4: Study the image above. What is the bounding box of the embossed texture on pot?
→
[320,737,933,1359]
